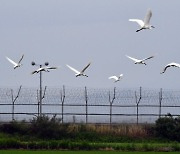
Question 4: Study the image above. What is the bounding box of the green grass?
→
[0,121,180,152]
[0,151,180,154]
[0,138,179,151]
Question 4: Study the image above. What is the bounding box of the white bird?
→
[66,62,91,77]
[31,66,58,74]
[126,55,154,65]
[109,74,123,82]
[160,62,180,74]
[129,9,155,32]
[6,54,24,69]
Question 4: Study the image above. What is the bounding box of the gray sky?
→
[1,0,180,89]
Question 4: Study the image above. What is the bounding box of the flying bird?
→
[160,62,180,74]
[109,74,123,82]
[31,66,58,74]
[6,54,24,69]
[66,62,91,77]
[126,55,154,65]
[129,9,155,32]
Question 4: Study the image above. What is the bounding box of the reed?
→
[71,124,150,138]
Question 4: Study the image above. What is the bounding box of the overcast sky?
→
[1,0,180,89]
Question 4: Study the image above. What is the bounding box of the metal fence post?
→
[11,89,14,121]
[159,88,162,118]
[135,87,142,125]
[2,86,180,124]
[60,85,65,123]
[109,87,116,126]
[85,86,88,124]
[37,90,40,117]
[11,86,22,121]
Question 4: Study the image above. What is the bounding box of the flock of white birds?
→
[5,9,180,83]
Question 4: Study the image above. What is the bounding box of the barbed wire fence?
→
[0,86,180,124]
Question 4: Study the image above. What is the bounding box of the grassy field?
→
[0,118,179,152]
[0,151,180,154]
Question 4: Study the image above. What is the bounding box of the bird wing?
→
[119,74,123,77]
[46,66,58,70]
[18,54,24,64]
[129,19,144,27]
[81,62,91,73]
[126,55,139,62]
[31,70,37,74]
[144,9,152,25]
[160,62,180,74]
[6,57,17,66]
[142,55,154,62]
[169,62,180,67]
[66,64,80,74]
[32,67,46,74]
[109,76,118,80]
[161,65,171,74]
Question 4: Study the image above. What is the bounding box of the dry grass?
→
[67,123,150,138]
[67,124,79,133]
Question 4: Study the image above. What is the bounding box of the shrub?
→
[0,139,21,149]
[48,140,59,149]
[171,142,180,151]
[30,115,66,139]
[155,114,180,141]
[142,143,151,151]
[0,120,28,135]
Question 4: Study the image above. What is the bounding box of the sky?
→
[1,0,180,89]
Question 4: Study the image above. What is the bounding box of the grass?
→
[0,119,179,152]
[0,151,180,154]
[0,139,179,152]
[0,131,180,151]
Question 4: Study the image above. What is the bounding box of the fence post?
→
[109,87,116,126]
[11,86,22,121]
[37,90,40,116]
[37,86,47,117]
[135,87,142,125]
[85,86,88,124]
[159,88,162,118]
[60,85,65,123]
[11,89,14,121]
[41,86,47,116]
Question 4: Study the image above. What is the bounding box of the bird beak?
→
[151,26,155,28]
